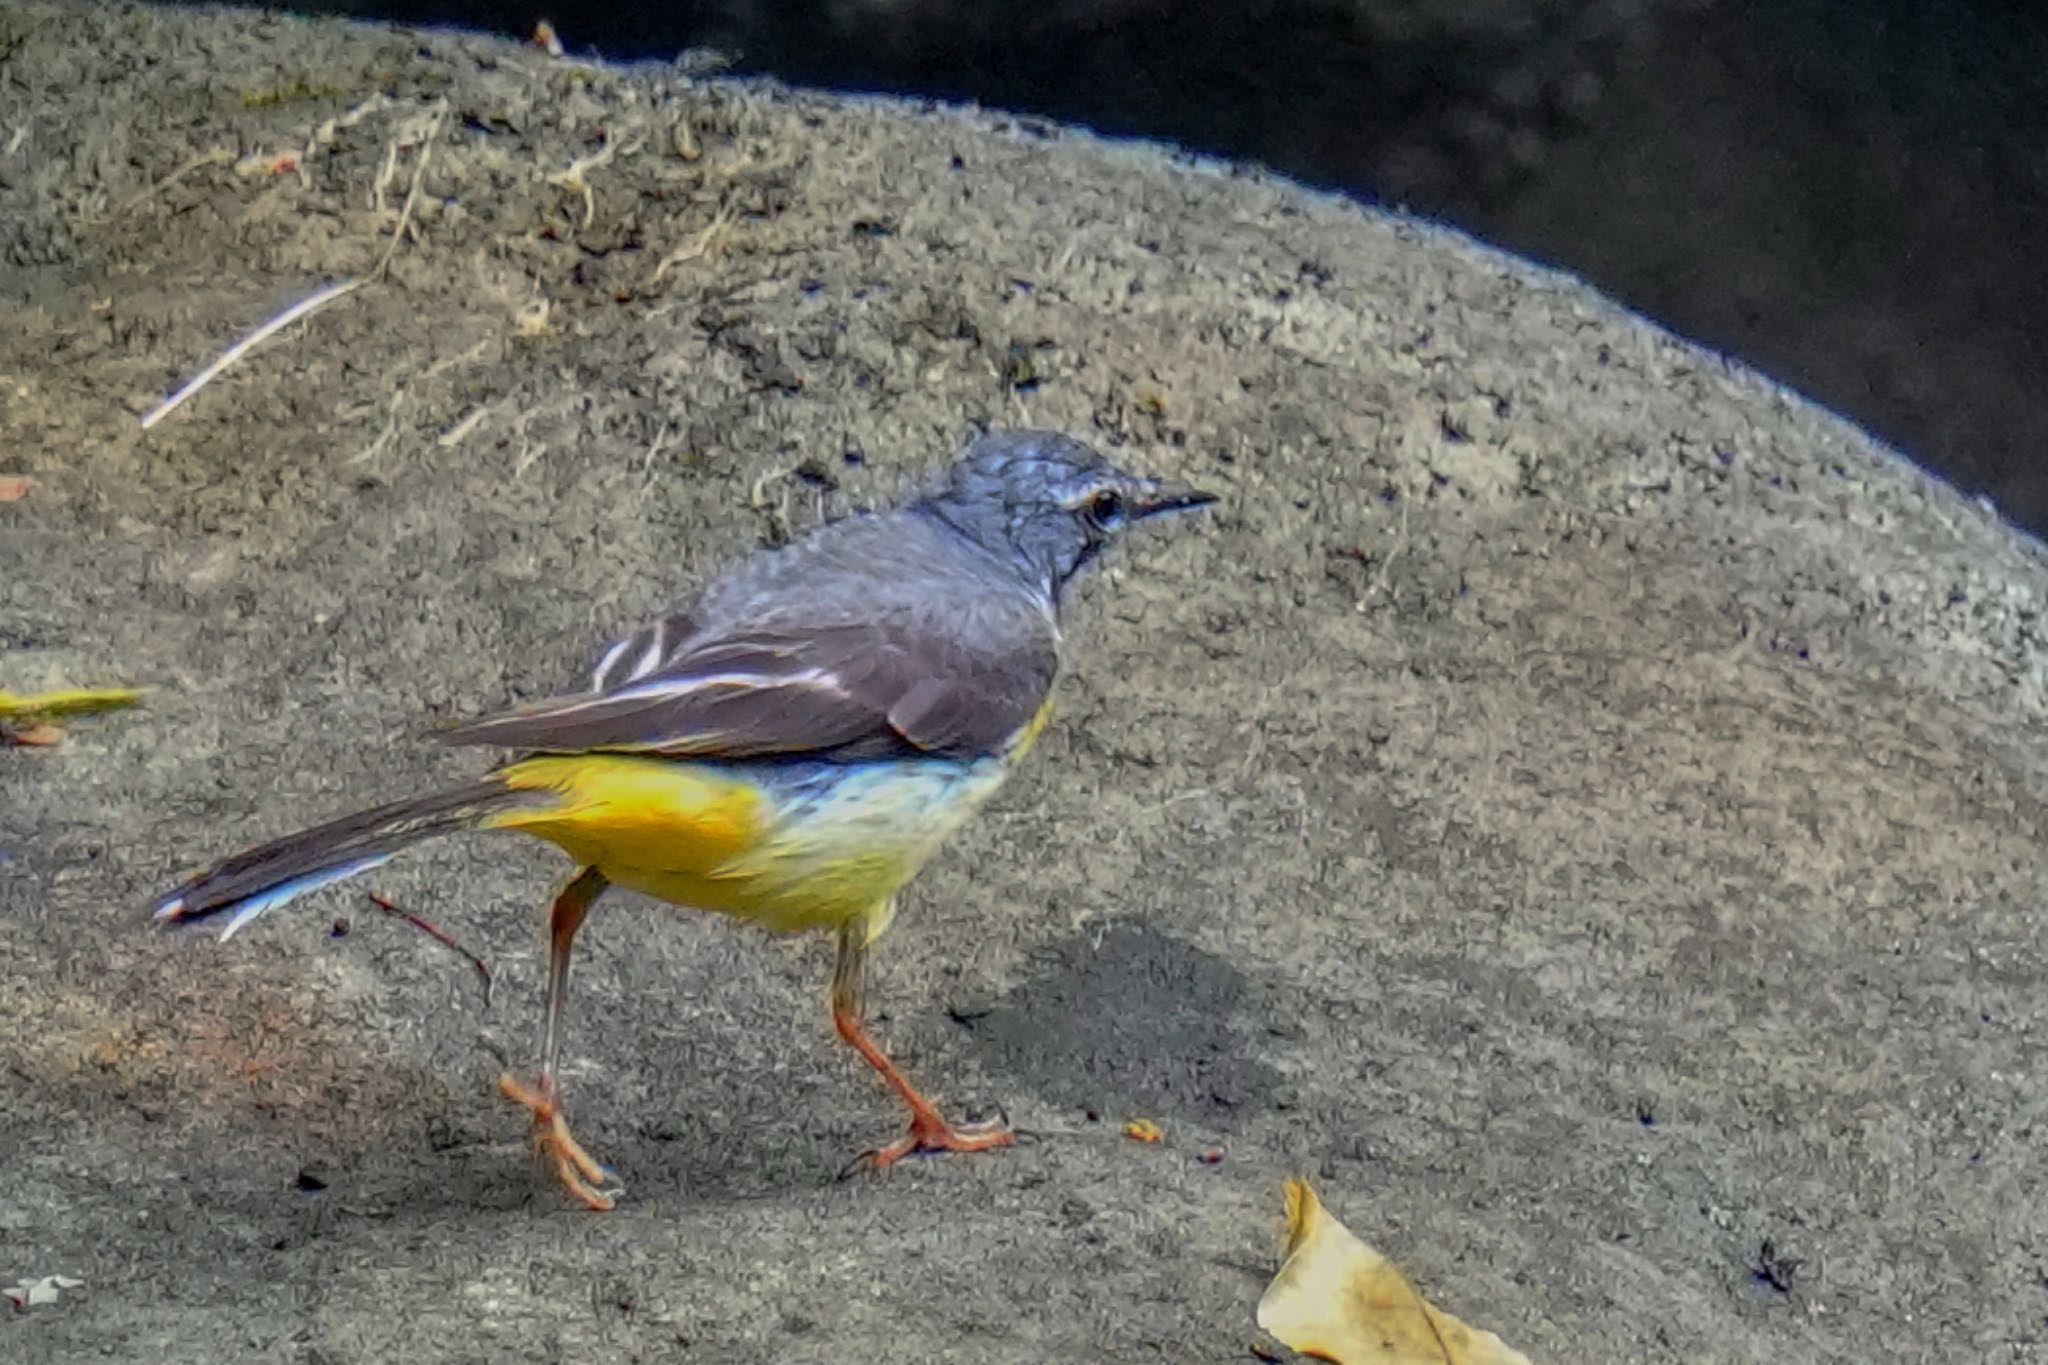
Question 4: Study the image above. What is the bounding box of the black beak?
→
[1132,482,1219,519]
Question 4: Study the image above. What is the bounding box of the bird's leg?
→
[498,866,620,1210]
[830,916,1013,1168]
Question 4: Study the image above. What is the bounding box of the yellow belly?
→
[483,747,1020,933]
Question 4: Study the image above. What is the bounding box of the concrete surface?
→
[297,0,2048,535]
[3,4,2046,1361]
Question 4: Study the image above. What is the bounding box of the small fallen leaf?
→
[3,721,64,746]
[0,686,145,721]
[1256,1181,1531,1365]
[1,688,142,747]
[5,1274,84,1309]
[0,476,29,502]
[1122,1118,1165,1144]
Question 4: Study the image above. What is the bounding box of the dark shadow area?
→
[213,0,2048,536]
[966,921,1282,1129]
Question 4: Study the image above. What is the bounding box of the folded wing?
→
[439,608,1057,762]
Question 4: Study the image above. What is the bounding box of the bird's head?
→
[914,430,1216,604]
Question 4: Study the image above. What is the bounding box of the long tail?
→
[153,779,544,940]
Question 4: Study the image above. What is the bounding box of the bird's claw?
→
[499,1072,623,1211]
[846,1107,1015,1176]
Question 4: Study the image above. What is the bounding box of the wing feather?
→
[589,610,695,691]
[442,606,1056,761]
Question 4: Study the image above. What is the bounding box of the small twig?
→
[140,278,362,430]
[649,197,737,285]
[305,93,397,161]
[375,108,444,280]
[639,419,671,473]
[103,147,234,221]
[347,389,408,466]
[508,409,547,477]
[747,467,800,546]
[370,138,400,215]
[548,131,643,230]
[420,338,492,382]
[366,892,494,1006]
[436,406,490,449]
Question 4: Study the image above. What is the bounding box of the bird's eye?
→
[1086,487,1126,529]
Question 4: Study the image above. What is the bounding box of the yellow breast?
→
[484,741,1029,934]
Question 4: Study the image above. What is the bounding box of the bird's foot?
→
[858,1104,1014,1171]
[498,1072,622,1211]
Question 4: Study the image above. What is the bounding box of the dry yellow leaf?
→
[1256,1181,1531,1365]
[1122,1118,1165,1144]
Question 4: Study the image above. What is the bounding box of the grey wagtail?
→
[154,429,1215,1209]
